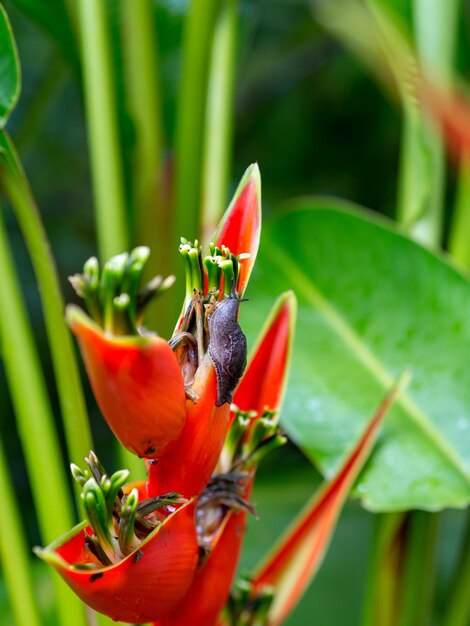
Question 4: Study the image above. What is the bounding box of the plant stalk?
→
[171,0,218,320]
[200,0,238,243]
[76,0,144,480]
[76,0,129,258]
[121,0,173,336]
[361,513,406,626]
[0,136,92,470]
[0,203,88,626]
[121,0,165,270]
[442,514,470,626]
[398,512,439,626]
[0,436,42,626]
[397,0,458,244]
[449,159,470,268]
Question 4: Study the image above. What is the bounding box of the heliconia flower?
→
[68,165,260,477]
[151,291,297,626]
[240,374,410,626]
[67,306,186,459]
[34,497,199,623]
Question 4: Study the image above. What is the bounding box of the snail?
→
[208,289,247,407]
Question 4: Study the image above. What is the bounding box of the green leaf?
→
[0,3,20,126]
[244,199,470,511]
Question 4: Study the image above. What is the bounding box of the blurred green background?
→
[0,0,467,624]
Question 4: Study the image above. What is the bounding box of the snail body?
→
[208,292,247,406]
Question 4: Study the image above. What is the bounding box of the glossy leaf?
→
[244,200,470,511]
[0,4,20,127]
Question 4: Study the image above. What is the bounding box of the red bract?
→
[212,163,261,295]
[67,306,186,459]
[147,355,230,497]
[35,499,199,623]
[154,506,248,626]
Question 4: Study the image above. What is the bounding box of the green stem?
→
[361,512,439,626]
[76,1,144,480]
[0,203,88,626]
[200,0,237,244]
[398,512,439,626]
[442,514,470,626]
[76,0,129,258]
[449,159,470,268]
[121,0,165,269]
[0,437,42,626]
[361,513,405,626]
[399,0,458,245]
[171,0,218,319]
[0,136,92,470]
[120,0,173,336]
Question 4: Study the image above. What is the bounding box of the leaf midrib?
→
[272,243,470,488]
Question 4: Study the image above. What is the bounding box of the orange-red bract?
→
[154,505,248,626]
[35,499,199,623]
[67,306,186,459]
[212,163,261,295]
[147,354,230,497]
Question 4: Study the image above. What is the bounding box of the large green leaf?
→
[243,199,470,511]
[0,4,20,127]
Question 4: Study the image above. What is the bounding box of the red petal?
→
[147,355,230,497]
[35,499,199,623]
[212,163,261,295]
[233,291,296,416]
[67,305,186,458]
[250,376,408,626]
